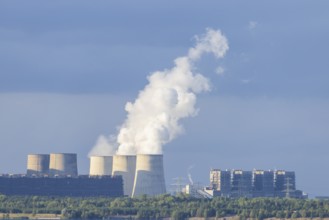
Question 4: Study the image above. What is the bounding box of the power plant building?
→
[253,170,275,197]
[4,151,169,198]
[112,155,136,197]
[26,154,50,176]
[210,169,230,197]
[274,170,296,197]
[208,169,304,198]
[0,153,124,197]
[132,154,166,197]
[230,170,253,198]
[49,153,78,177]
[89,156,113,176]
[0,175,123,197]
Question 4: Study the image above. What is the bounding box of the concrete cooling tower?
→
[26,154,50,176]
[89,156,113,176]
[49,153,78,177]
[112,155,136,197]
[132,154,166,197]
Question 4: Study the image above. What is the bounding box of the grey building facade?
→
[0,175,123,197]
[209,169,304,198]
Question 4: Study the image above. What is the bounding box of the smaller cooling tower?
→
[112,155,136,197]
[89,156,113,176]
[49,153,78,177]
[26,154,50,176]
[132,154,166,197]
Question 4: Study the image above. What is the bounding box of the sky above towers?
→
[1,0,329,197]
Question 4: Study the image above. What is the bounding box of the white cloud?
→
[215,66,225,76]
[248,21,258,30]
[112,29,229,155]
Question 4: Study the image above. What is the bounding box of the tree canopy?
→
[0,194,328,219]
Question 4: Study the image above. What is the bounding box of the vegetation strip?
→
[0,194,328,219]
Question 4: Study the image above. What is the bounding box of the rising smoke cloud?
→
[88,135,117,156]
[89,28,229,156]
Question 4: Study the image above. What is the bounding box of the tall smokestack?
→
[89,156,113,176]
[112,155,136,196]
[49,153,78,177]
[132,154,166,197]
[26,154,50,176]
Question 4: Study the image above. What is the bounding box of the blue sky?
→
[1,1,329,197]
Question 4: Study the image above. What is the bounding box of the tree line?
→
[0,194,329,219]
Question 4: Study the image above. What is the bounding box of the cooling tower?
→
[112,155,136,196]
[89,156,113,176]
[49,153,78,177]
[132,154,166,197]
[26,154,50,176]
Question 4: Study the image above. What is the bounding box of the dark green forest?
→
[0,194,329,219]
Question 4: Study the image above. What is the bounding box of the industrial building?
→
[253,170,275,197]
[210,169,230,197]
[207,169,305,198]
[27,153,78,177]
[274,170,296,197]
[26,154,50,176]
[132,154,166,197]
[0,152,167,198]
[89,156,113,176]
[0,175,123,197]
[0,153,123,197]
[110,154,167,197]
[231,170,253,198]
[49,153,78,177]
[112,155,137,197]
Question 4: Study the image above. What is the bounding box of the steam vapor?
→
[89,28,229,156]
[88,135,116,156]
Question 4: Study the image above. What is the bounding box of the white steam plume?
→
[88,135,116,157]
[89,28,229,156]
